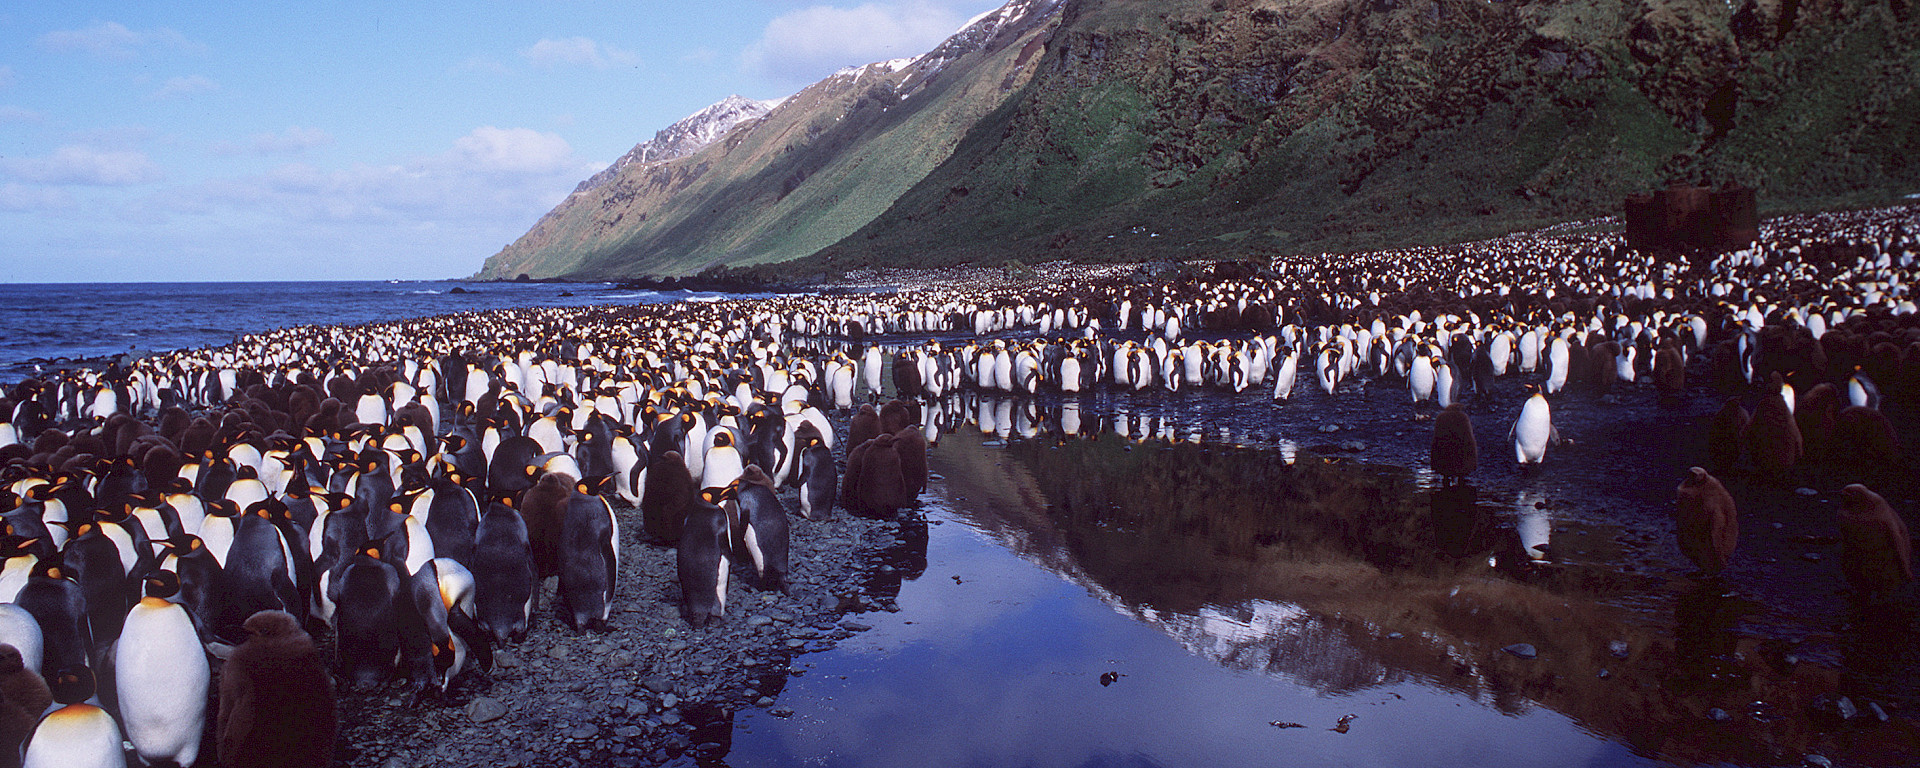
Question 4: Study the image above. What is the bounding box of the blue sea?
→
[0,280,766,382]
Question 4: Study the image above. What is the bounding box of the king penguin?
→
[1510,384,1559,467]
[115,570,209,768]
[23,667,121,768]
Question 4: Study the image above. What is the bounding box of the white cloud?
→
[742,1,965,82]
[37,21,206,60]
[1,145,163,186]
[148,74,219,101]
[454,126,575,174]
[0,183,75,212]
[522,37,640,70]
[169,126,595,226]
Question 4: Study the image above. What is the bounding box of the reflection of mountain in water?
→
[929,420,1920,766]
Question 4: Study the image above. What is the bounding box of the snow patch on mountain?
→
[575,95,782,194]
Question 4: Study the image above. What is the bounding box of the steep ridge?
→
[475,0,1065,279]
[798,0,1920,271]
[481,0,1919,279]
[574,95,783,196]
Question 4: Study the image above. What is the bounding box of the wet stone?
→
[1608,640,1630,659]
[1708,708,1731,723]
[1503,643,1538,659]
[468,697,508,724]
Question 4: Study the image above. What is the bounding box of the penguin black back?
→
[557,475,619,631]
[472,496,535,644]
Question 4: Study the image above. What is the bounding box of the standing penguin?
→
[678,486,733,628]
[848,404,881,452]
[13,556,89,681]
[472,495,536,644]
[0,643,50,767]
[1705,398,1750,475]
[115,570,209,768]
[731,466,790,592]
[795,428,836,521]
[557,475,619,631]
[1430,404,1478,485]
[640,450,695,544]
[701,430,746,492]
[1509,384,1560,467]
[332,540,404,690]
[1674,468,1739,576]
[1747,376,1802,477]
[217,610,336,768]
[22,668,121,768]
[518,472,571,583]
[893,426,929,499]
[1836,484,1913,599]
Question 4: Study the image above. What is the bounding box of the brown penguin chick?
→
[1651,343,1685,397]
[1674,467,1739,575]
[1587,340,1620,394]
[641,450,695,543]
[218,609,336,768]
[879,399,916,435]
[858,433,911,517]
[1705,397,1749,474]
[1836,484,1914,598]
[0,643,51,765]
[893,426,929,498]
[1429,404,1477,484]
[1833,405,1900,465]
[518,471,571,580]
[1746,378,1801,477]
[1795,382,1841,463]
[848,404,880,452]
[840,439,874,515]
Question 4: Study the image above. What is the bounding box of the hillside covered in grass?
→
[477,0,1920,281]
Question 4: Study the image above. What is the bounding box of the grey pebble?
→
[1502,643,1537,659]
[468,697,508,724]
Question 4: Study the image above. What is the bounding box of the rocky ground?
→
[333,487,915,768]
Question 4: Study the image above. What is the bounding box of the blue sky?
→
[0,0,1003,282]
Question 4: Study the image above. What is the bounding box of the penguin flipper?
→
[448,608,493,674]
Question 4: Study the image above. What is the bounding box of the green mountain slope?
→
[798,0,1920,272]
[481,0,1920,280]
[474,1,1062,280]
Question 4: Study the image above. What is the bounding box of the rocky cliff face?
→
[573,95,783,196]
[479,0,1919,280]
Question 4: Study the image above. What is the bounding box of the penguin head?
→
[143,570,182,600]
[713,431,734,448]
[241,609,305,640]
[48,667,97,706]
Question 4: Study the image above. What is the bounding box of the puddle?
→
[714,368,1920,766]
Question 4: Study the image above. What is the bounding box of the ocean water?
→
[0,280,764,381]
